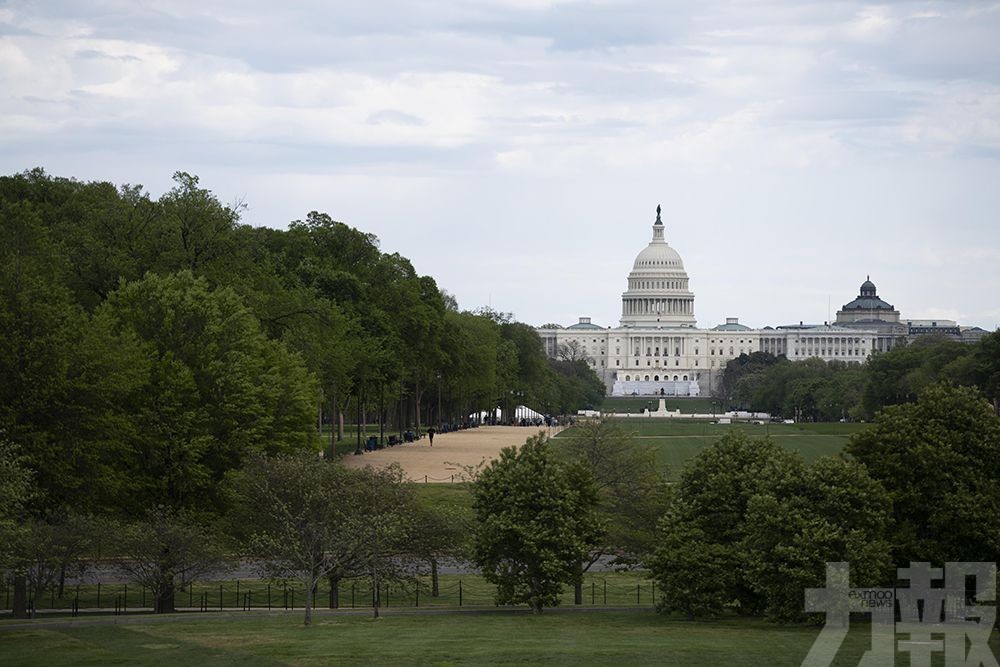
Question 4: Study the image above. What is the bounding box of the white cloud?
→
[0,0,998,329]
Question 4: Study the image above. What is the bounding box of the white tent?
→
[470,407,502,422]
[508,405,544,420]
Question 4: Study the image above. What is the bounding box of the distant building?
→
[835,277,907,353]
[537,207,987,397]
[537,208,877,397]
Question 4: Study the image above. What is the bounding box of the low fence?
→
[0,574,658,618]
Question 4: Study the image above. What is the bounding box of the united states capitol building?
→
[537,207,986,397]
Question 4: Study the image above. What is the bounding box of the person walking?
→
[427,427,435,446]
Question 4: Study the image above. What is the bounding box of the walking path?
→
[340,425,562,481]
[0,604,654,632]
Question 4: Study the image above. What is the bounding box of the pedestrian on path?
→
[427,427,435,446]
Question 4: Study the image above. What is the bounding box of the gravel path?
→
[340,425,562,481]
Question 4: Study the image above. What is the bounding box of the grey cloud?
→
[0,20,37,36]
[450,1,697,52]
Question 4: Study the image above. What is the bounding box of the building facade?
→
[538,209,880,397]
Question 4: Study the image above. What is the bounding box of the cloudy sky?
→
[2,1,999,330]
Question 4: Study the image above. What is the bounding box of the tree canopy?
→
[846,383,1000,565]
[472,433,601,613]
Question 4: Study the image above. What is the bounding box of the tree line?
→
[0,168,603,617]
[652,383,1000,621]
[717,332,1000,421]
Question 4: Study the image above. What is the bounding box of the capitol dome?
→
[632,242,685,270]
[620,206,696,328]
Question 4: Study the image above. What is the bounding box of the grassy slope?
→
[2,611,994,666]
[554,421,866,481]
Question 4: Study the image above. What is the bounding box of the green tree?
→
[116,507,229,614]
[0,441,32,565]
[229,454,360,626]
[846,383,1000,565]
[961,329,1000,414]
[558,419,670,601]
[742,457,892,622]
[719,352,782,405]
[10,514,95,618]
[650,432,798,616]
[408,503,469,599]
[350,465,420,618]
[100,271,320,512]
[472,433,600,613]
[861,337,971,418]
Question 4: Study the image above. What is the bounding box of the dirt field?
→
[340,425,561,481]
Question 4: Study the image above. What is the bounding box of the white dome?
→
[620,208,696,328]
[632,242,684,270]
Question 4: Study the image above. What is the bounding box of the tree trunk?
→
[12,575,27,619]
[415,379,423,437]
[155,568,176,614]
[155,582,175,614]
[58,563,66,598]
[430,558,439,597]
[328,574,340,609]
[303,578,314,627]
[574,557,583,605]
[372,568,380,619]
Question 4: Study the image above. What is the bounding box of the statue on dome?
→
[655,204,662,223]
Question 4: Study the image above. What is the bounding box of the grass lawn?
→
[413,483,474,516]
[555,420,867,481]
[3,610,995,666]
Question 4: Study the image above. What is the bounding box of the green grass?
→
[555,420,868,481]
[2,610,996,666]
[413,483,474,516]
[599,396,718,414]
